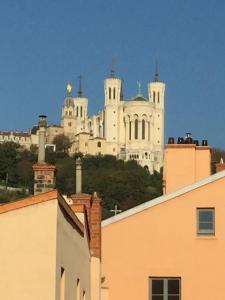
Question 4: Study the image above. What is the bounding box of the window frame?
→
[197,208,215,236]
[149,277,181,300]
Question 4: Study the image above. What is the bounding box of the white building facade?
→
[61,70,165,173]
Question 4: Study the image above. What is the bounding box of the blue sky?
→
[0,0,225,148]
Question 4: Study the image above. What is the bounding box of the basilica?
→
[61,67,165,173]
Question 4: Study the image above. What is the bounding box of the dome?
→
[132,95,147,102]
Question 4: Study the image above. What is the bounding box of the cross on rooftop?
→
[110,205,122,216]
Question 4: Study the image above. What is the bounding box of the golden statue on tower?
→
[66,83,73,96]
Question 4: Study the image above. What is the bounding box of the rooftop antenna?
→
[154,60,159,82]
[78,75,83,97]
[110,58,115,78]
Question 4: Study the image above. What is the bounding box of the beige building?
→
[101,137,225,300]
[0,130,34,149]
[61,67,165,173]
[0,189,102,300]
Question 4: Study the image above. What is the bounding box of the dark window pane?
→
[152,296,163,300]
[168,296,180,300]
[152,280,163,294]
[168,279,179,294]
[199,222,213,230]
[199,210,213,222]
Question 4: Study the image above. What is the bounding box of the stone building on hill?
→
[0,65,165,173]
[61,67,165,173]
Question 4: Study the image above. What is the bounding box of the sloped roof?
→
[102,169,225,227]
[0,189,84,236]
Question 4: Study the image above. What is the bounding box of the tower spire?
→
[110,59,115,78]
[154,61,159,82]
[78,75,83,97]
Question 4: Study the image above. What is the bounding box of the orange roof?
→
[0,189,84,236]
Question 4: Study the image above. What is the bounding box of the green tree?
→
[0,142,20,186]
[53,134,71,153]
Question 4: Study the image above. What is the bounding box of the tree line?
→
[0,140,223,218]
[0,141,163,218]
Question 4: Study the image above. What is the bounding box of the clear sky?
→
[0,0,225,148]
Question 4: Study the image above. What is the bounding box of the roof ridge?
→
[102,169,225,227]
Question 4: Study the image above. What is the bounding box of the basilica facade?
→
[61,69,165,173]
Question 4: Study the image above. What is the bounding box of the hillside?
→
[0,142,163,218]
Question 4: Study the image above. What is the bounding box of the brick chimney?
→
[32,115,56,195]
[163,134,211,194]
[71,158,102,258]
[70,158,102,300]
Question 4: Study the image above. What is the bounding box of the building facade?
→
[61,69,165,173]
[101,138,225,300]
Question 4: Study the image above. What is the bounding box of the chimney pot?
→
[177,137,184,144]
[194,140,199,146]
[168,137,174,144]
[202,139,208,146]
[76,158,82,194]
[38,115,47,164]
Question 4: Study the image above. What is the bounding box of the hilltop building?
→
[0,66,165,173]
[101,136,225,300]
[0,130,35,149]
[61,67,165,173]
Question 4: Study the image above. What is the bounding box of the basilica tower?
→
[61,78,88,140]
[148,65,165,171]
[61,83,76,139]
[104,65,124,154]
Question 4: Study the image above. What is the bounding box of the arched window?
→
[129,121,131,140]
[134,119,138,140]
[109,88,111,100]
[97,141,101,148]
[142,119,145,139]
[80,107,83,117]
[113,88,116,99]
[153,91,156,103]
[76,107,78,117]
[157,92,160,103]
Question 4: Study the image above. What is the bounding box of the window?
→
[134,119,138,140]
[153,91,156,103]
[80,106,83,117]
[150,277,181,300]
[76,106,79,117]
[109,87,111,100]
[69,111,72,116]
[158,92,160,103]
[142,119,145,139]
[68,122,72,127]
[97,141,101,148]
[197,208,215,235]
[113,87,116,99]
[129,121,131,140]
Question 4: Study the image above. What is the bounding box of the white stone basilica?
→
[61,68,165,173]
